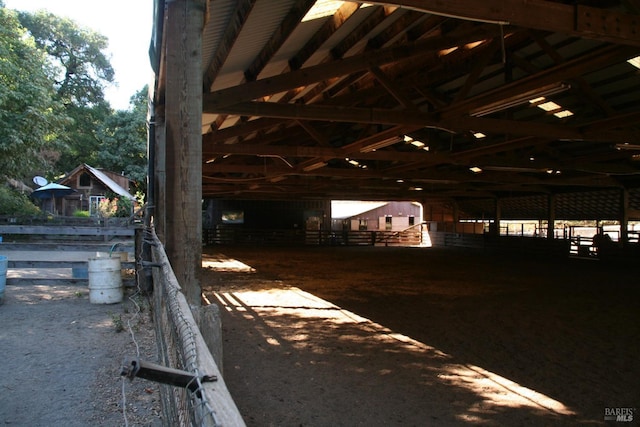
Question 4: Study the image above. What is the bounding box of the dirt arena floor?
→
[201,245,639,426]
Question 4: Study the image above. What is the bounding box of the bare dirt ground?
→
[0,283,162,426]
[201,245,639,426]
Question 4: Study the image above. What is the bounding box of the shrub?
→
[114,197,133,217]
[0,186,40,216]
[97,197,133,218]
[73,209,90,217]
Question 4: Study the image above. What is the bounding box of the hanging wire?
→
[121,249,144,426]
[122,378,129,427]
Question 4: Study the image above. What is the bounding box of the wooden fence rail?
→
[0,225,137,237]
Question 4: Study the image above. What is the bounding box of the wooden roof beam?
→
[244,0,316,82]
[203,141,443,163]
[442,44,640,118]
[202,162,621,190]
[369,66,416,109]
[453,39,502,103]
[277,6,401,106]
[203,0,256,91]
[528,31,617,116]
[203,24,503,109]
[287,2,363,71]
[211,100,636,142]
[373,0,640,46]
[203,118,287,143]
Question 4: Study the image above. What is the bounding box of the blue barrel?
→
[72,267,89,279]
[0,255,7,305]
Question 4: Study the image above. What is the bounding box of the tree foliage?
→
[97,87,149,195]
[0,6,65,179]
[16,9,115,175]
[0,3,148,212]
[16,10,114,107]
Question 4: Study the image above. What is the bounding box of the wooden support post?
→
[547,193,556,240]
[620,188,629,247]
[153,109,166,243]
[452,201,459,233]
[488,198,500,236]
[196,304,224,374]
[164,0,205,306]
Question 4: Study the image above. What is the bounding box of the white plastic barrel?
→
[88,256,123,304]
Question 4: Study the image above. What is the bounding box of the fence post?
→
[196,304,224,374]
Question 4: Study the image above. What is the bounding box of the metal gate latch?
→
[121,356,217,397]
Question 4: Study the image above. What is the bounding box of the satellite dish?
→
[33,176,48,186]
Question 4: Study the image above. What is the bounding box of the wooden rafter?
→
[208,100,636,142]
[371,0,640,46]
[203,24,502,109]
[203,0,256,91]
[243,0,316,82]
[288,2,363,71]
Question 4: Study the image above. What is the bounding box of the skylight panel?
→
[438,46,459,57]
[537,101,560,111]
[537,101,561,112]
[302,1,371,22]
[553,110,573,118]
[529,95,572,118]
[303,0,344,21]
[628,56,640,69]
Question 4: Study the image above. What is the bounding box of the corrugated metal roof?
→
[84,165,136,201]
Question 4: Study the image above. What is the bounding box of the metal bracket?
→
[121,357,217,397]
[141,261,164,268]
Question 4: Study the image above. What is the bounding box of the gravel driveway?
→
[0,282,161,426]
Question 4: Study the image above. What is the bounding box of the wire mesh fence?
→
[146,227,245,426]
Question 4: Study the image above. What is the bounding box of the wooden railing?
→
[375,222,425,246]
[0,216,140,242]
[204,226,425,247]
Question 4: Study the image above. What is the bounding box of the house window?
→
[221,211,244,224]
[409,216,415,226]
[385,216,392,230]
[358,219,367,230]
[78,172,91,188]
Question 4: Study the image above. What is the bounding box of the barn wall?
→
[204,199,331,231]
[61,181,114,216]
[338,201,422,231]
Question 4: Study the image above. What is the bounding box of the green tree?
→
[0,5,65,179]
[96,87,149,195]
[16,9,114,174]
[58,102,108,171]
[16,10,114,106]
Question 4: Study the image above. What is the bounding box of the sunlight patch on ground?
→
[213,286,576,418]
[10,285,85,304]
[7,268,74,279]
[202,253,255,272]
[439,365,576,418]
